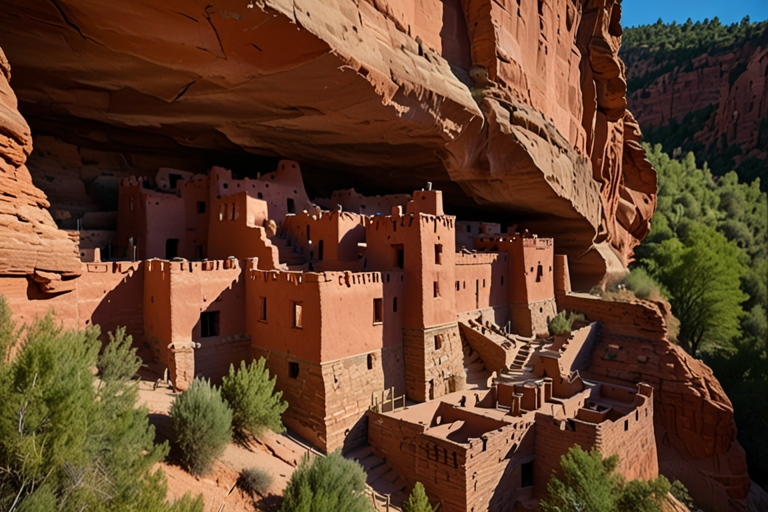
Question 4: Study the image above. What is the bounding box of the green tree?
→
[280,450,372,512]
[647,225,747,354]
[0,298,202,511]
[170,378,232,476]
[403,482,436,512]
[221,358,288,442]
[540,446,670,512]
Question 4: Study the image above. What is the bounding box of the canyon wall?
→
[0,0,655,289]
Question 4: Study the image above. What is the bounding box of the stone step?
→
[347,446,372,461]
[366,464,394,486]
[358,454,386,472]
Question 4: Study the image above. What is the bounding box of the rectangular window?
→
[293,302,303,329]
[289,362,299,379]
[521,461,534,488]
[169,173,183,189]
[393,297,398,313]
[287,198,296,214]
[318,240,324,261]
[259,296,267,322]
[200,311,219,338]
[394,244,404,269]
[434,244,443,265]
[373,298,383,324]
[197,201,206,214]
[433,281,439,298]
[455,281,460,291]
[195,245,204,260]
[165,239,179,259]
[434,335,442,350]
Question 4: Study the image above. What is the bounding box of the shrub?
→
[623,268,664,301]
[170,378,232,476]
[540,446,669,512]
[221,358,288,441]
[0,298,202,511]
[670,480,701,512]
[404,482,436,512]
[280,450,372,512]
[547,311,586,336]
[237,467,273,497]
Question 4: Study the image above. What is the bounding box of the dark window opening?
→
[257,192,263,199]
[394,244,404,269]
[521,461,534,488]
[259,296,267,321]
[197,201,206,214]
[195,245,204,260]
[433,281,440,298]
[456,281,460,291]
[293,302,303,329]
[367,353,374,370]
[434,335,442,350]
[169,173,183,189]
[230,203,236,220]
[435,244,443,265]
[624,419,629,431]
[536,263,543,282]
[287,198,295,214]
[466,224,472,232]
[306,225,311,240]
[165,238,179,259]
[200,311,219,338]
[393,297,398,313]
[289,362,299,379]
[373,298,383,324]
[501,276,505,286]
[318,240,324,261]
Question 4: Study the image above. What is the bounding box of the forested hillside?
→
[621,18,768,189]
[619,144,768,494]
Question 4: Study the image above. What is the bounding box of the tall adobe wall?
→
[0,48,79,277]
[0,0,653,289]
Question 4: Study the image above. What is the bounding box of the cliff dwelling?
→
[0,0,757,511]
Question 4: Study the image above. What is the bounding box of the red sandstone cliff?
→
[0,48,80,278]
[625,40,768,177]
[0,0,654,289]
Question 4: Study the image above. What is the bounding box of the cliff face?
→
[0,48,80,278]
[0,0,654,289]
[624,38,768,182]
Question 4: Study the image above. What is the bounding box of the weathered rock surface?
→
[0,48,80,277]
[625,42,768,177]
[0,0,655,288]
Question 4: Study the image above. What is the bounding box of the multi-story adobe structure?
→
[65,160,659,511]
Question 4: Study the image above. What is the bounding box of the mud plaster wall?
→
[454,252,509,318]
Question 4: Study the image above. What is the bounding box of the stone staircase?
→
[496,339,543,383]
[462,336,492,388]
[347,446,406,511]
[269,235,307,270]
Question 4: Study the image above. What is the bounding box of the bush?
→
[0,298,202,511]
[237,467,273,497]
[221,358,288,441]
[280,450,372,512]
[170,378,232,476]
[670,480,701,511]
[540,446,669,512]
[404,482,436,512]
[547,311,586,336]
[623,268,664,301]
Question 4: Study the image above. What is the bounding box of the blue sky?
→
[621,0,768,28]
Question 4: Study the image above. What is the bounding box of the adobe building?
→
[5,160,663,510]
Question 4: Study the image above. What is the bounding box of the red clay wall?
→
[454,252,509,318]
[281,210,366,262]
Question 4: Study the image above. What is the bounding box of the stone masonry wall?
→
[403,323,466,402]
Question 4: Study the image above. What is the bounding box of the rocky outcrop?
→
[0,0,654,289]
[625,41,768,179]
[0,48,80,278]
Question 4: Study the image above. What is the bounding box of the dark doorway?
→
[169,173,183,189]
[200,311,219,338]
[287,198,295,214]
[521,461,534,488]
[318,240,324,260]
[394,244,404,269]
[165,238,179,259]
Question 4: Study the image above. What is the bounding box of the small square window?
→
[197,201,206,214]
[200,311,219,338]
[259,296,267,322]
[293,302,303,329]
[289,362,299,379]
[373,298,383,324]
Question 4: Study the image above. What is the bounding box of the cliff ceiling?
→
[0,0,656,289]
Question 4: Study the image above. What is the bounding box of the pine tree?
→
[221,358,288,441]
[403,482,436,512]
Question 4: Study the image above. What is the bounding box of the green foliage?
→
[670,480,701,512]
[540,446,669,512]
[404,482,436,512]
[547,310,585,336]
[98,326,141,382]
[0,299,202,511]
[221,358,288,441]
[280,450,372,512]
[237,467,273,497]
[647,225,747,354]
[170,378,232,476]
[620,268,664,301]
